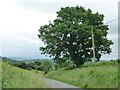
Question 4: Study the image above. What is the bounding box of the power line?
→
[91,17,119,68]
[105,17,120,24]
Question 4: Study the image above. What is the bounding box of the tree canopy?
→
[38,6,113,67]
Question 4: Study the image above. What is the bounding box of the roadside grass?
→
[46,62,118,88]
[0,61,2,89]
[2,61,50,88]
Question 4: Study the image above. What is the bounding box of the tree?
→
[34,61,42,66]
[17,62,27,69]
[38,6,113,67]
[40,60,53,74]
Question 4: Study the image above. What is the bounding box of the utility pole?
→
[90,17,119,70]
[91,26,96,70]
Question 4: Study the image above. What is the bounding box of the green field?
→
[1,59,119,88]
[46,62,118,88]
[2,61,50,88]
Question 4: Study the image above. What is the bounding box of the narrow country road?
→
[43,78,84,89]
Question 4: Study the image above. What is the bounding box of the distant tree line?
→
[14,59,78,74]
[14,60,53,74]
[2,57,119,75]
[2,57,78,74]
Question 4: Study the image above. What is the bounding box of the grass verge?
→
[2,61,50,88]
[0,61,2,89]
[46,64,118,88]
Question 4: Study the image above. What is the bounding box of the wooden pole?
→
[91,26,96,70]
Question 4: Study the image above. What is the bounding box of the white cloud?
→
[16,36,43,44]
[107,33,118,41]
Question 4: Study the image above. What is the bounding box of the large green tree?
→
[38,6,113,67]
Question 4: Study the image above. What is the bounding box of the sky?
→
[0,0,119,60]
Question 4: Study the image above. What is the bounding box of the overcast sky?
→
[0,0,119,60]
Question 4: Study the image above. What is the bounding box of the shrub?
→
[40,60,53,74]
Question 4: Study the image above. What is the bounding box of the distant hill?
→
[2,57,12,61]
[1,56,52,64]
[4,57,52,63]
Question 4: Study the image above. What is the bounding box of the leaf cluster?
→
[38,6,113,67]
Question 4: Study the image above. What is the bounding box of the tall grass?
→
[46,62,118,88]
[0,61,2,89]
[2,61,50,88]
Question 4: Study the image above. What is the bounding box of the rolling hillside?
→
[2,61,50,88]
[46,61,118,88]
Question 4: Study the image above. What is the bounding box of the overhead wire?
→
[105,17,120,24]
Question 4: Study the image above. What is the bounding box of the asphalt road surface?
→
[43,78,85,90]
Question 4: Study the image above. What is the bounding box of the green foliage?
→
[40,60,53,74]
[2,61,50,88]
[17,62,28,69]
[15,61,38,70]
[62,60,75,69]
[38,6,113,67]
[46,61,118,88]
[26,62,36,69]
[55,60,76,70]
[14,60,53,74]
[34,60,42,66]
[83,59,118,67]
